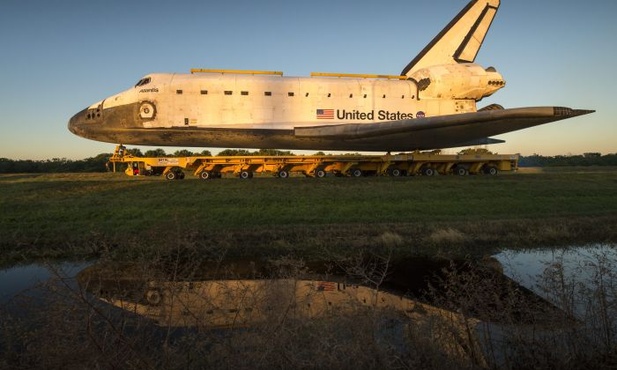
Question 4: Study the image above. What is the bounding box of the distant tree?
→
[144,148,167,157]
[0,158,20,173]
[125,148,143,157]
[199,149,212,156]
[83,153,113,172]
[45,158,73,172]
[518,154,543,167]
[518,153,617,167]
[603,153,617,165]
[217,149,252,156]
[173,149,194,157]
[254,149,294,156]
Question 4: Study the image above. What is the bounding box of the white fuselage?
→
[99,66,499,131]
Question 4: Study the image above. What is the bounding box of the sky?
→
[0,0,615,160]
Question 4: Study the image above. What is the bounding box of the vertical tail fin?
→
[401,0,500,77]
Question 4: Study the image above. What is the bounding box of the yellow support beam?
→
[190,68,283,76]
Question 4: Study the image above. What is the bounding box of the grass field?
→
[1,168,616,266]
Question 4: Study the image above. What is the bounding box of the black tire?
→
[390,168,401,177]
[200,171,211,180]
[240,170,252,179]
[315,169,326,178]
[422,167,435,176]
[165,171,176,180]
[350,169,363,177]
[455,167,468,176]
[278,170,289,178]
[485,166,498,175]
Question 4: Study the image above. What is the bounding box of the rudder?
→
[401,0,500,77]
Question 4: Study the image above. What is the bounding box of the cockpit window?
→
[134,77,151,87]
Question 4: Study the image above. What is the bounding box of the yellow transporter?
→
[109,145,518,180]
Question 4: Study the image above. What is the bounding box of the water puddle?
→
[494,244,617,317]
[0,262,88,304]
[1,246,615,368]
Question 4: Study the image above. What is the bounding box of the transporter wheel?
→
[485,166,498,175]
[165,171,176,180]
[145,289,162,306]
[278,170,289,178]
[315,169,327,178]
[239,170,253,179]
[350,169,363,178]
[200,171,212,180]
[422,167,435,176]
[390,168,402,177]
[455,167,468,176]
[178,171,185,180]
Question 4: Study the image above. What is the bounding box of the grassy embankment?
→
[1,168,616,266]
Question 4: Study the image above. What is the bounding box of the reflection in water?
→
[76,257,569,367]
[92,278,463,329]
[76,257,561,327]
[2,250,612,369]
[78,259,485,365]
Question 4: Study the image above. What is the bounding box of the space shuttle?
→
[68,0,593,152]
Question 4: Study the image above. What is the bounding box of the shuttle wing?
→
[294,107,594,146]
[401,0,500,77]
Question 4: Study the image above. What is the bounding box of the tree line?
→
[518,152,617,167]
[1,150,616,173]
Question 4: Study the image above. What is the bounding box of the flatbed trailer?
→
[109,145,518,180]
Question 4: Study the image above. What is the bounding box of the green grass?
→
[1,170,616,265]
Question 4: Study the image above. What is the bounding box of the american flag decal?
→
[316,109,334,119]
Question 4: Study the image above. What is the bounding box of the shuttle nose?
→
[68,108,88,136]
[68,100,105,139]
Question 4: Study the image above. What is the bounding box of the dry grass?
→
[426,228,467,245]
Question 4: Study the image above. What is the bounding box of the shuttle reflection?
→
[79,262,476,325]
[88,275,479,330]
[78,257,574,367]
[78,259,485,364]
